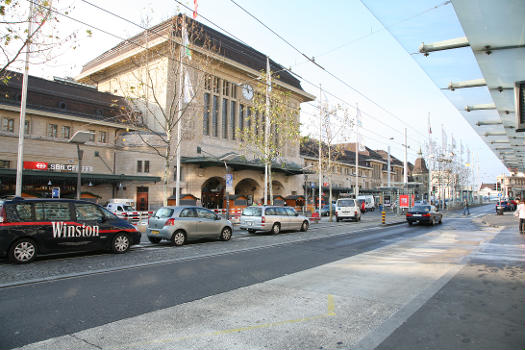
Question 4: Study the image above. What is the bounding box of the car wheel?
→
[439,217,443,224]
[248,229,256,234]
[148,236,162,244]
[336,218,340,222]
[430,218,435,226]
[220,227,232,241]
[112,233,130,254]
[9,238,37,264]
[171,230,186,246]
[358,216,361,222]
[408,221,413,226]
[300,221,309,232]
[271,223,280,235]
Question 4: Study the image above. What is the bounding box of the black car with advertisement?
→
[0,198,141,263]
[406,205,442,226]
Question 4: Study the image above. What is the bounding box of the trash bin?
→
[496,206,504,215]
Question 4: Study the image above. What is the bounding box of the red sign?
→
[24,161,48,170]
[399,195,409,208]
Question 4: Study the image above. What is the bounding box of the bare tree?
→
[0,0,78,82]
[238,69,301,205]
[115,15,218,205]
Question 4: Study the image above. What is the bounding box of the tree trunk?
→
[269,162,274,205]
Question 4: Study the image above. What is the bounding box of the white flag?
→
[182,22,192,60]
[183,70,195,103]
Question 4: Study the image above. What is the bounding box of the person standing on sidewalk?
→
[463,199,470,216]
[513,198,525,234]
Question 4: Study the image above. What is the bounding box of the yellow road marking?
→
[129,294,336,347]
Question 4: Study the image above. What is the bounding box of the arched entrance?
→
[272,180,285,196]
[235,178,259,206]
[201,176,224,209]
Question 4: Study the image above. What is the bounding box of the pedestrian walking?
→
[463,199,470,216]
[514,199,525,234]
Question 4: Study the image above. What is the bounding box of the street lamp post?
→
[220,153,237,221]
[69,131,94,200]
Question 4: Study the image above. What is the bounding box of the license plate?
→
[151,230,159,234]
[413,214,421,217]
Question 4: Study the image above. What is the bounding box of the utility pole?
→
[387,145,391,188]
[175,18,185,206]
[403,128,408,186]
[318,84,322,214]
[355,104,360,199]
[264,56,270,205]
[15,1,34,197]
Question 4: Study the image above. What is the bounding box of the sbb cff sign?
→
[23,161,48,170]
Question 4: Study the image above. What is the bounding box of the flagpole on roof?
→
[318,84,322,214]
[15,1,34,197]
[428,112,432,203]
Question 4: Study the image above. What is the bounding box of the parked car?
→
[146,206,233,245]
[239,206,309,234]
[406,205,442,226]
[357,195,375,211]
[320,205,335,216]
[0,197,141,264]
[335,198,361,222]
[495,201,512,212]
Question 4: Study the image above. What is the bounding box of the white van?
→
[357,195,375,211]
[335,198,361,222]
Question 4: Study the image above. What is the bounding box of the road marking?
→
[128,294,336,347]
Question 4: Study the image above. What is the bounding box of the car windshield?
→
[338,200,355,207]
[410,206,431,212]
[154,207,174,218]
[242,207,262,216]
[122,205,134,211]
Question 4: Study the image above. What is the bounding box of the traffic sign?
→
[225,174,233,193]
[52,187,60,198]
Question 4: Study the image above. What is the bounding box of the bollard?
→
[381,210,386,224]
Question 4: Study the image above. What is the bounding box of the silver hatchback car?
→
[239,206,309,234]
[146,206,233,246]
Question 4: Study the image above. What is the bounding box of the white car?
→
[335,199,361,222]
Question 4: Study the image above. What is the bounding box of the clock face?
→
[242,84,254,100]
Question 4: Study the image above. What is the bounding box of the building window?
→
[137,160,142,173]
[137,160,149,173]
[231,84,237,99]
[99,131,107,143]
[204,75,212,91]
[47,124,58,138]
[89,130,95,142]
[24,120,31,135]
[246,107,252,130]
[212,76,219,94]
[239,104,244,132]
[230,100,236,140]
[223,81,229,96]
[222,98,228,139]
[212,95,218,137]
[144,160,150,173]
[62,126,71,139]
[203,92,210,136]
[0,160,11,168]
[2,117,14,132]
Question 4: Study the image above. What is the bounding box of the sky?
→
[10,0,509,184]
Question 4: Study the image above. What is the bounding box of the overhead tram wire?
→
[40,0,427,150]
[163,0,426,145]
[227,0,429,141]
[29,0,305,117]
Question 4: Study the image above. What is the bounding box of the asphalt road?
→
[0,218,438,349]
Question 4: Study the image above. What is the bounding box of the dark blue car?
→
[0,198,141,263]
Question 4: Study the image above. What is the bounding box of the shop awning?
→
[181,156,306,175]
[0,168,160,184]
